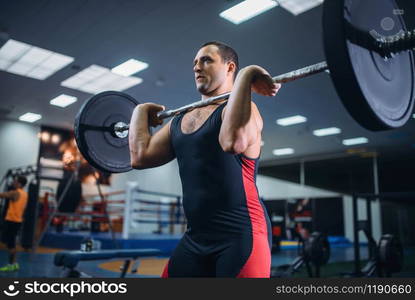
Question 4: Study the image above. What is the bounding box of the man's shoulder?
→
[16,189,28,199]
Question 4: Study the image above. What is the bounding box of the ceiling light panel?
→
[342,137,369,146]
[111,59,149,76]
[50,94,78,108]
[272,148,295,156]
[0,39,74,80]
[61,64,142,94]
[276,115,307,126]
[278,0,324,16]
[18,112,42,123]
[219,0,278,25]
[313,127,341,136]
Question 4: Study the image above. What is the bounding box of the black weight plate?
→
[303,232,330,266]
[323,0,415,131]
[378,234,404,274]
[74,91,139,173]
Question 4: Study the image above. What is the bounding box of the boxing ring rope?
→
[39,188,127,234]
[123,182,186,239]
[38,183,186,238]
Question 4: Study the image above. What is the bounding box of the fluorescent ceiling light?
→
[0,39,74,80]
[313,127,341,136]
[278,0,324,16]
[276,115,307,126]
[61,65,142,94]
[272,148,294,156]
[50,94,78,108]
[19,112,42,123]
[219,0,278,25]
[413,113,415,119]
[111,59,148,76]
[342,137,368,146]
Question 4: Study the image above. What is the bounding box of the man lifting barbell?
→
[74,0,415,277]
[129,41,280,277]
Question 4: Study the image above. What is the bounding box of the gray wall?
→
[112,160,183,195]
[0,119,40,178]
[111,160,340,200]
[256,175,340,199]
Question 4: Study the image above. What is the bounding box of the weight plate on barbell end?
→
[323,0,415,131]
[74,91,139,173]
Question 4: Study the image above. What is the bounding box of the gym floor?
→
[1,241,414,278]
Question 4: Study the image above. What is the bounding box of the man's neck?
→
[201,84,233,100]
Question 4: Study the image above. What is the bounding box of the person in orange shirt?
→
[0,175,28,272]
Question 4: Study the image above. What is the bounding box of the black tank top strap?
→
[170,112,185,140]
[209,101,227,127]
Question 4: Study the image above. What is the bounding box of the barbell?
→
[74,0,415,173]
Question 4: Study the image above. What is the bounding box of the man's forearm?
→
[0,191,16,200]
[0,192,9,198]
[129,105,152,165]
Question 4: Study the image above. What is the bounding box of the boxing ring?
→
[40,183,186,254]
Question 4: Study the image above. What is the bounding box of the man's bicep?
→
[251,102,263,131]
[247,102,262,145]
[242,103,263,158]
[220,100,261,148]
[145,120,176,167]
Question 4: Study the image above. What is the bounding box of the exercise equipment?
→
[345,192,405,277]
[271,232,330,278]
[74,91,139,173]
[323,0,414,131]
[54,248,161,278]
[347,229,404,277]
[378,234,404,276]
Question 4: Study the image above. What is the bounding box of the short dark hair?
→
[16,175,27,188]
[200,41,239,79]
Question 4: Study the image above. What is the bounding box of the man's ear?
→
[227,61,236,75]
